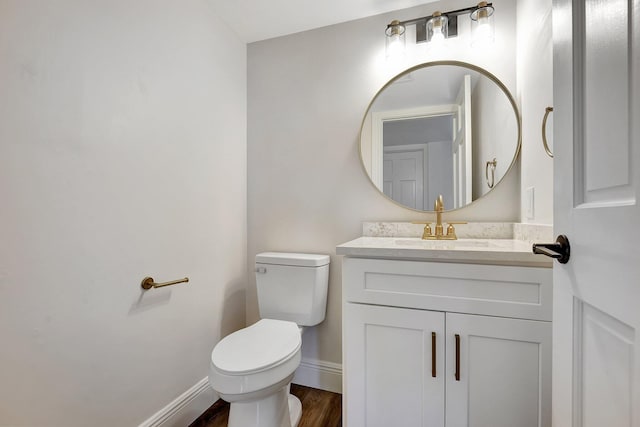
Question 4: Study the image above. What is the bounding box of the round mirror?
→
[359,61,521,212]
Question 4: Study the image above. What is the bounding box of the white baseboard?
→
[138,377,217,427]
[138,360,341,427]
[292,358,342,394]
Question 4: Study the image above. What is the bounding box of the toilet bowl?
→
[209,319,303,427]
[208,252,330,427]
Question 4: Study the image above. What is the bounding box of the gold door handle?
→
[141,276,189,290]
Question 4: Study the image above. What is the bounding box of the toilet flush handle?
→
[255,267,267,274]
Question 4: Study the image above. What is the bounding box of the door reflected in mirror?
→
[360,61,520,212]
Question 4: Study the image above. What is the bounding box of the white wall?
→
[471,74,519,199]
[0,1,247,425]
[517,0,554,224]
[247,0,519,371]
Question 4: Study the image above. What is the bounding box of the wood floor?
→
[189,384,342,427]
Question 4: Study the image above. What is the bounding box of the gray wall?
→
[471,73,520,199]
[0,1,247,425]
[383,116,453,145]
[517,0,553,224]
[248,0,519,369]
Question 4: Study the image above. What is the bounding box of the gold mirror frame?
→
[359,60,522,213]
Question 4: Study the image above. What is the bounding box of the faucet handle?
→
[445,224,457,239]
[445,221,467,240]
[422,224,433,239]
[412,221,434,239]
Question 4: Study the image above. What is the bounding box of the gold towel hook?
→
[141,276,189,290]
[542,106,554,158]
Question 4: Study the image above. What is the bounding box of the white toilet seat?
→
[209,319,302,396]
[213,319,301,375]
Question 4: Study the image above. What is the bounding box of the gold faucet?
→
[434,194,444,238]
[412,195,467,240]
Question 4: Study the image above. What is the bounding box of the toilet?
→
[209,252,330,427]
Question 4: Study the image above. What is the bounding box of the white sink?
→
[393,238,493,249]
[336,236,551,266]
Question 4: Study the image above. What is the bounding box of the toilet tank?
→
[255,252,330,326]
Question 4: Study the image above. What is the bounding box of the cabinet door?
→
[445,313,551,427]
[344,303,445,427]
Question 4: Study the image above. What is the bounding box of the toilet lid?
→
[256,252,330,267]
[211,319,301,375]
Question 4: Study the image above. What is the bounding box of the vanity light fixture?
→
[426,11,448,44]
[385,20,406,58]
[470,1,495,47]
[384,2,494,56]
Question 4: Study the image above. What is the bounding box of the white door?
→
[552,0,640,426]
[343,303,445,427]
[445,313,552,427]
[452,75,472,208]
[383,147,425,209]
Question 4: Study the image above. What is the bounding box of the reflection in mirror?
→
[360,61,520,212]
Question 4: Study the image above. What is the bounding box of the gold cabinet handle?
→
[542,106,554,158]
[141,276,189,290]
[455,334,461,381]
[432,332,437,378]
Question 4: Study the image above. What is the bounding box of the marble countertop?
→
[336,236,553,267]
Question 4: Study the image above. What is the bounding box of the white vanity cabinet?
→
[345,303,446,426]
[342,257,552,427]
